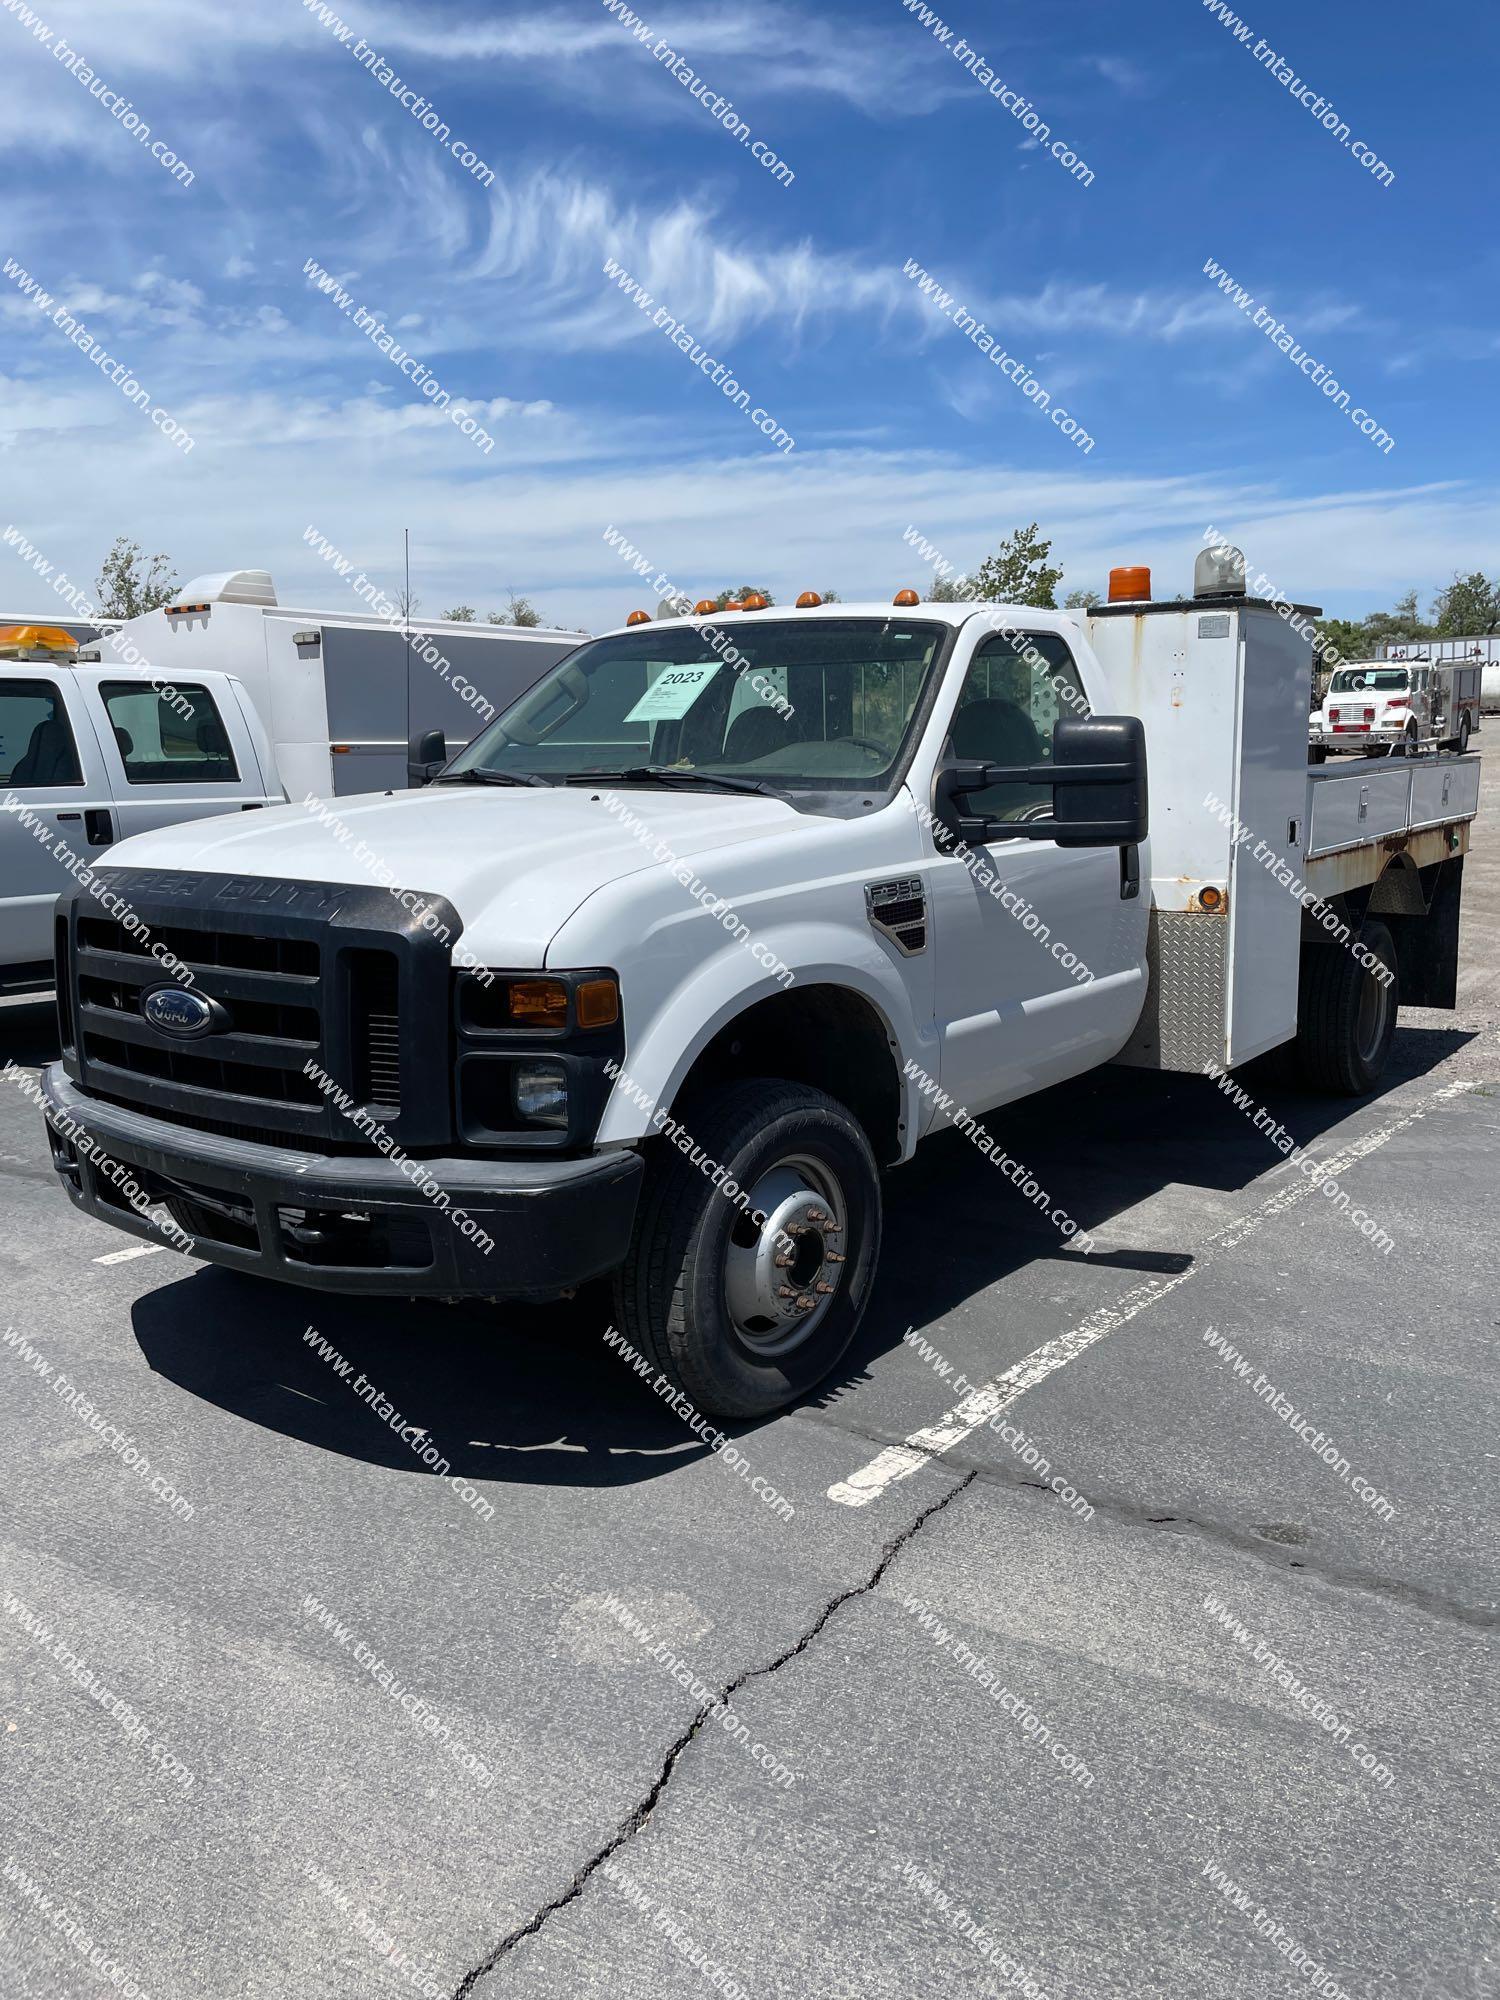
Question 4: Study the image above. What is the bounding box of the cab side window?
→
[101,683,239,784]
[0,681,83,787]
[947,631,1090,827]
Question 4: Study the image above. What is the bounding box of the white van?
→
[85,569,582,801]
[1,629,277,993]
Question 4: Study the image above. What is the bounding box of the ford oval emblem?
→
[142,985,216,1038]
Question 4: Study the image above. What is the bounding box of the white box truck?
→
[1312,657,1480,758]
[82,569,583,801]
[38,550,1478,1416]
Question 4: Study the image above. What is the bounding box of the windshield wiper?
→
[435,768,553,788]
[561,765,781,797]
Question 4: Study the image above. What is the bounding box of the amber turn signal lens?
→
[893,588,920,606]
[509,979,569,1025]
[1198,886,1224,912]
[576,978,620,1028]
[795,590,822,607]
[739,592,768,610]
[694,599,717,615]
[626,609,651,625]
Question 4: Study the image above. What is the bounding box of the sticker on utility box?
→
[625,663,718,722]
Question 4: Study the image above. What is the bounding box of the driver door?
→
[927,629,1148,1117]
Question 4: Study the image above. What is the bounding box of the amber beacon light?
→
[1108,565,1152,603]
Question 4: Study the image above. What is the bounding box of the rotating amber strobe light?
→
[893,588,920,607]
[1107,565,1152,603]
[626,609,651,626]
[795,591,823,608]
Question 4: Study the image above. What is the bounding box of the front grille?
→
[63,871,462,1153]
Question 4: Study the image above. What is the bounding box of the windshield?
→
[1329,667,1411,693]
[445,616,949,792]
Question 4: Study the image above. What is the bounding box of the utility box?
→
[1085,597,1316,1071]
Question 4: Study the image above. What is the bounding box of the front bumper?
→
[39,1065,643,1299]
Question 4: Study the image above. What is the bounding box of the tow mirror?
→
[935,715,1148,848]
[407,727,446,787]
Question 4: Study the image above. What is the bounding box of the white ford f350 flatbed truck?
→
[39,548,1479,1416]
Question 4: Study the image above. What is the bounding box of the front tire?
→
[1294,919,1398,1095]
[613,1079,882,1418]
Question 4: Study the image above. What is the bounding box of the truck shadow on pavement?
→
[123,1021,1472,1488]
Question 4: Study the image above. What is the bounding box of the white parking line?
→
[93,1243,167,1266]
[827,1078,1474,1509]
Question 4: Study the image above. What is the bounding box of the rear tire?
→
[1458,714,1472,754]
[612,1079,881,1418]
[1294,919,1398,1095]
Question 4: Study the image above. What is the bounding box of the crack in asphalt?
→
[796,1407,1497,1630]
[452,1466,977,1997]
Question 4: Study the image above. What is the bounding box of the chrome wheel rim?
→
[723,1153,848,1358]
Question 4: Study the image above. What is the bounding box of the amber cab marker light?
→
[625,609,651,625]
[693,599,717,615]
[509,979,569,1025]
[795,590,823,608]
[576,978,620,1029]
[893,588,920,607]
[740,592,768,610]
[720,601,744,614]
[1107,566,1151,603]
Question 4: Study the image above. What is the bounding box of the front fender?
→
[593,918,938,1163]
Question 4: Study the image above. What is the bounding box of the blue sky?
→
[1,0,1495,632]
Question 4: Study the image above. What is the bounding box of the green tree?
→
[818,589,842,603]
[1312,616,1365,669]
[95,538,177,618]
[1432,571,1500,636]
[443,604,477,622]
[488,594,541,627]
[968,524,1062,608]
[1362,587,1429,651]
[1063,587,1101,610]
[921,525,1062,609]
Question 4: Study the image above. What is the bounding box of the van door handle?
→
[1120,843,1140,900]
[84,808,114,845]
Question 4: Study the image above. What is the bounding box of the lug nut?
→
[815,1280,836,1295]
[777,1284,798,1299]
[825,1250,846,1264]
[796,1295,816,1313]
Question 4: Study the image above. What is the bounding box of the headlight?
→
[514,1062,569,1127]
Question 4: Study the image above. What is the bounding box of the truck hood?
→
[98,784,800,962]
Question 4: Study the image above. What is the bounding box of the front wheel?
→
[613,1079,882,1418]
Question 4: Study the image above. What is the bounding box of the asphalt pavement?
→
[1,756,1496,2000]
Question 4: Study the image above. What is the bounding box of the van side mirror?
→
[936,715,1148,847]
[407,727,446,787]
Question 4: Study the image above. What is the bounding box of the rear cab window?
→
[0,680,83,787]
[101,683,239,784]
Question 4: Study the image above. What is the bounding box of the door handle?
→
[1120,843,1140,900]
[84,808,114,845]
